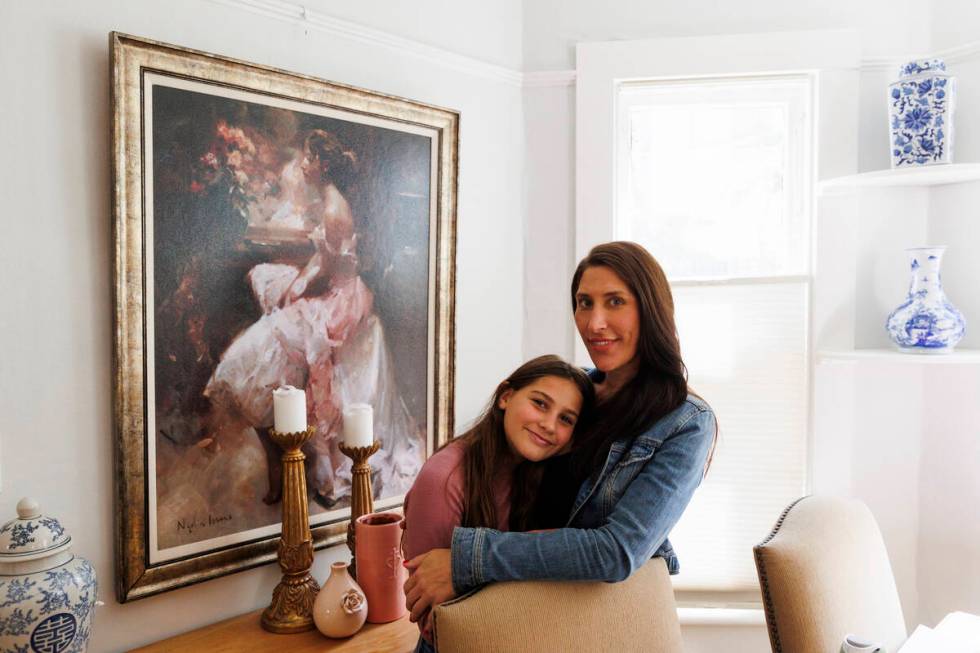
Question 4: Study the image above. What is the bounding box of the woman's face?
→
[498,376,582,462]
[574,265,641,375]
[301,151,323,183]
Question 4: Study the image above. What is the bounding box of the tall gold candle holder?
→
[338,440,380,579]
[261,426,320,634]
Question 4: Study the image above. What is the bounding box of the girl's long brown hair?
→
[451,355,595,531]
[570,241,716,480]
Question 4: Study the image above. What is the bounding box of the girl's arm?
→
[450,406,715,592]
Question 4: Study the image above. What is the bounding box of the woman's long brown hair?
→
[304,128,357,192]
[450,355,595,532]
[569,241,717,480]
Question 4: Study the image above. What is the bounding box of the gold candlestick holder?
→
[261,426,320,634]
[338,440,381,579]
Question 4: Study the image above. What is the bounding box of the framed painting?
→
[111,33,457,602]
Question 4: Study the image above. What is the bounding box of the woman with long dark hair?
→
[403,241,717,620]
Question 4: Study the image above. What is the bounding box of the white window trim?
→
[678,607,767,627]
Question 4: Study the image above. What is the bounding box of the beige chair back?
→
[754,496,907,653]
[432,557,682,652]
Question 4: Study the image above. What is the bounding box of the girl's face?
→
[574,265,641,375]
[498,376,582,462]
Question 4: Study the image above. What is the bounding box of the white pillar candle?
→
[273,385,307,433]
[343,403,374,448]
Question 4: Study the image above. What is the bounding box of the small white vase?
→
[312,561,367,638]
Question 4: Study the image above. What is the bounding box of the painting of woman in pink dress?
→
[149,83,432,558]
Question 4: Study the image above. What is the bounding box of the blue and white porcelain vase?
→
[889,58,956,168]
[0,498,97,653]
[886,247,965,353]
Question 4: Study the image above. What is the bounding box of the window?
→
[615,75,813,592]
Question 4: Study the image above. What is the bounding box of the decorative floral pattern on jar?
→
[889,58,955,167]
[885,246,965,353]
[0,498,97,653]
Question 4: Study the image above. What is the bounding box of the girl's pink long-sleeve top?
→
[402,440,511,562]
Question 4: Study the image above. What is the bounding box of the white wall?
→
[523,0,925,71]
[917,367,980,626]
[303,0,524,70]
[0,1,524,650]
[523,83,577,359]
[932,0,980,51]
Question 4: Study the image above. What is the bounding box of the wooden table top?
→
[131,610,419,653]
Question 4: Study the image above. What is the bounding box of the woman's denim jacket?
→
[450,394,715,594]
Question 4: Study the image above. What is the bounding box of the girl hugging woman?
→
[401,355,595,652]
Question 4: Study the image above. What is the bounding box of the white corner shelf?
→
[818,348,980,364]
[819,163,980,196]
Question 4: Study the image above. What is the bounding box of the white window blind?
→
[615,75,812,591]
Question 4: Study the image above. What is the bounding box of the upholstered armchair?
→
[753,495,908,653]
[431,556,683,652]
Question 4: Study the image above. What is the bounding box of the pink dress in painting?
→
[205,174,423,504]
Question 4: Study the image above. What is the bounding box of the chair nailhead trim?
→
[753,495,811,653]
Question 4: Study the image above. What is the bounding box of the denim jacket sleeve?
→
[450,405,715,594]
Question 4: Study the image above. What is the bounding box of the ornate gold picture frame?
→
[111,32,457,602]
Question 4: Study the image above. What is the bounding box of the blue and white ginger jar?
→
[886,246,965,353]
[889,58,955,167]
[0,498,97,653]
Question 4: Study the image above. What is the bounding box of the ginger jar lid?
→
[0,498,71,562]
[900,58,947,77]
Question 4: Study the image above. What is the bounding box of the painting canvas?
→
[112,33,457,602]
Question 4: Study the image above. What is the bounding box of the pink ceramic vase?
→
[313,561,368,638]
[355,512,407,623]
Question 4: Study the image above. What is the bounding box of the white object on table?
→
[273,385,307,433]
[343,403,373,447]
[898,612,980,653]
[936,612,980,650]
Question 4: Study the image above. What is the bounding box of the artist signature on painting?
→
[176,513,233,535]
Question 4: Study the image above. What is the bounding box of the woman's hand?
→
[403,549,455,622]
